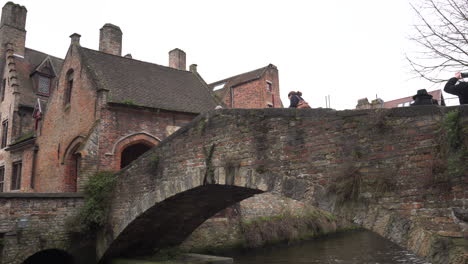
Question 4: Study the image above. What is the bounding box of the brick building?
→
[209,64,283,108]
[0,2,283,193]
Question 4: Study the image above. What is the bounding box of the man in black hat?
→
[444,72,468,104]
[410,89,438,106]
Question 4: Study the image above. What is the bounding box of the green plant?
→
[240,208,337,248]
[150,153,159,170]
[11,131,34,144]
[121,100,136,106]
[327,164,362,205]
[435,109,467,184]
[203,144,216,184]
[67,171,117,234]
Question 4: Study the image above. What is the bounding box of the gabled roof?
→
[78,47,218,114]
[208,64,275,100]
[15,48,64,107]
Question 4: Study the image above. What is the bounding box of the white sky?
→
[2,0,459,109]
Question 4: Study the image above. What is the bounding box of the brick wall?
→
[98,105,195,172]
[223,66,282,109]
[35,44,99,192]
[0,193,84,264]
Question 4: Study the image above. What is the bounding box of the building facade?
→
[0,2,283,193]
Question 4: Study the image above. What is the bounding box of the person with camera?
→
[444,72,468,104]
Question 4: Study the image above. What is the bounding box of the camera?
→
[461,72,468,78]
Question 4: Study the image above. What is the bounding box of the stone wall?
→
[102,106,467,263]
[0,193,85,264]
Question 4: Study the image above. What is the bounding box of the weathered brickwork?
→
[0,193,84,264]
[223,66,282,108]
[97,105,195,171]
[99,106,467,263]
[34,44,99,192]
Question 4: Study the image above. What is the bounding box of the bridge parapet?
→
[101,106,467,263]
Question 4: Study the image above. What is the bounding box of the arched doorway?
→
[64,145,81,192]
[23,249,75,264]
[120,143,152,169]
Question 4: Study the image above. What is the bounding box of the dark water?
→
[230,230,430,264]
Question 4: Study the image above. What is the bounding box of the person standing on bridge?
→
[444,72,468,104]
[288,91,310,108]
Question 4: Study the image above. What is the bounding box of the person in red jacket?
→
[444,72,468,104]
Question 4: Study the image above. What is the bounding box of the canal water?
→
[229,229,430,264]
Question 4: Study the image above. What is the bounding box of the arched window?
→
[65,70,74,104]
[120,143,152,169]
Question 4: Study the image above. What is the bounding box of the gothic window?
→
[1,120,8,148]
[0,166,4,192]
[37,75,51,96]
[11,161,22,190]
[65,70,74,105]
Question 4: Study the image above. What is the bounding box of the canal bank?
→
[180,193,355,254]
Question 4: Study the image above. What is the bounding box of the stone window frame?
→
[11,160,22,191]
[0,165,4,192]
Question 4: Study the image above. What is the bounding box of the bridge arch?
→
[22,249,75,264]
[100,184,263,260]
[97,108,468,264]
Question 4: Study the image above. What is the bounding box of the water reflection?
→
[230,229,430,264]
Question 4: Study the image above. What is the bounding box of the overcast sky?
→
[3,0,458,109]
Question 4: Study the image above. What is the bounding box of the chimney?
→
[70,33,81,46]
[0,2,27,56]
[99,23,122,56]
[169,48,186,70]
[189,64,197,73]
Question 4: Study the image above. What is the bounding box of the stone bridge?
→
[99,107,467,263]
[0,193,90,264]
[1,107,467,264]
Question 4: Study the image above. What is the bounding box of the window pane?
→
[38,76,50,95]
[0,166,4,192]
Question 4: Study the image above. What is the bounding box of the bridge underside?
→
[102,184,262,261]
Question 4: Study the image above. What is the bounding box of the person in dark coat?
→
[410,89,438,106]
[444,72,468,104]
[288,91,299,108]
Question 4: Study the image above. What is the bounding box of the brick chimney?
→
[169,48,186,70]
[99,23,122,56]
[0,2,27,56]
[70,33,81,46]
